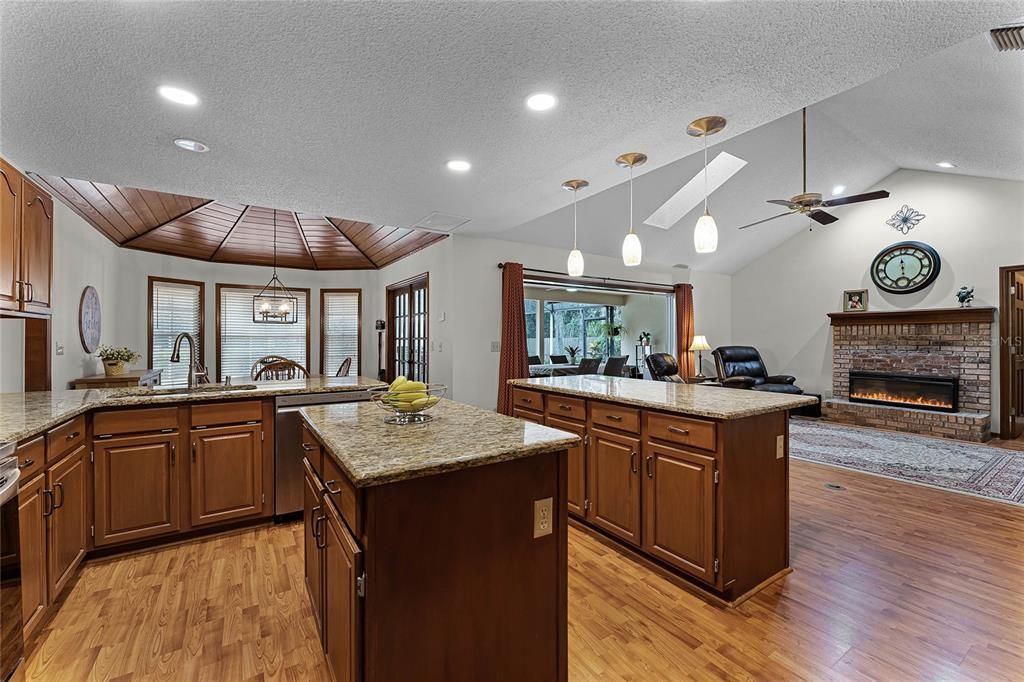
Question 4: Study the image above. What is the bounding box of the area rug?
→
[789,420,1024,506]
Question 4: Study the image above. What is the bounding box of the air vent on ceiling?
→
[989,25,1023,51]
[411,211,472,233]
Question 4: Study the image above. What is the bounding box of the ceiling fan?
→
[737,107,890,230]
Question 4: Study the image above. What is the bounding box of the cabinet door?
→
[303,457,325,635]
[94,432,180,546]
[0,159,21,312]
[322,500,362,682]
[20,178,53,315]
[18,472,47,639]
[47,444,88,600]
[587,427,641,546]
[546,415,586,518]
[643,442,717,583]
[190,423,263,527]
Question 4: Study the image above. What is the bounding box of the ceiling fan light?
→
[567,249,585,277]
[622,232,642,267]
[694,213,718,254]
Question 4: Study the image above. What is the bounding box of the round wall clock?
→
[870,241,941,294]
[79,286,102,352]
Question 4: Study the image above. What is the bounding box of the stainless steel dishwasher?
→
[274,391,370,516]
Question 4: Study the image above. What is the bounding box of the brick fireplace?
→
[823,307,996,442]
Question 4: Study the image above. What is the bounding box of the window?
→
[217,283,310,382]
[524,299,539,357]
[386,273,428,383]
[148,277,204,388]
[321,289,362,376]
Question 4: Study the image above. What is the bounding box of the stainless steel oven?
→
[0,443,23,682]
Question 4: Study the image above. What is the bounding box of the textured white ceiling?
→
[1,0,1020,243]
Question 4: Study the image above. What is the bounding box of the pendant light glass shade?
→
[562,179,589,277]
[615,153,647,268]
[621,232,642,266]
[694,213,718,254]
[567,248,585,277]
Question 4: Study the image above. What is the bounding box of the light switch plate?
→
[491,341,501,352]
[533,497,553,538]
[776,434,785,459]
[55,343,65,356]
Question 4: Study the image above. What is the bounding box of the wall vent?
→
[411,211,471,233]
[989,25,1024,51]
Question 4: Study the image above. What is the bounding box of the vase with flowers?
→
[97,345,140,377]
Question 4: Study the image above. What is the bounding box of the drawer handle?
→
[54,482,65,510]
[521,397,533,404]
[170,444,176,465]
[605,415,623,422]
[66,431,81,440]
[667,426,690,436]
[192,442,197,462]
[310,505,321,539]
[42,489,54,517]
[558,404,572,411]
[325,480,343,496]
[19,458,34,469]
[630,452,638,474]
[646,455,654,479]
[301,442,315,451]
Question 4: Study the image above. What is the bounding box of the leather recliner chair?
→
[645,353,685,383]
[711,346,803,394]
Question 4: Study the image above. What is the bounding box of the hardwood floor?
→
[22,459,1024,681]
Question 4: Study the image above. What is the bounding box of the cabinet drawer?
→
[16,436,44,481]
[511,387,544,412]
[512,407,544,425]
[46,416,86,464]
[301,422,323,477]
[589,401,640,434]
[322,452,362,537]
[647,412,717,452]
[191,400,262,428]
[545,395,586,422]
[93,407,179,437]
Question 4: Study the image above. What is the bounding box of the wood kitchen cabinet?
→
[0,158,21,312]
[546,415,586,518]
[47,444,89,600]
[587,426,642,546]
[322,497,362,682]
[190,422,263,526]
[17,471,47,639]
[0,157,52,316]
[93,432,180,546]
[304,457,325,635]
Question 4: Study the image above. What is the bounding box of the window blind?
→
[218,285,308,381]
[150,280,202,387]
[322,290,361,376]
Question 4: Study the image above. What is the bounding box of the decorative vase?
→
[103,360,126,377]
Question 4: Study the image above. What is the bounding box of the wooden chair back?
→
[253,359,310,381]
[335,357,353,377]
[250,355,290,380]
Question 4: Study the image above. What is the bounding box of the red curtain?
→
[496,263,530,415]
[674,283,695,379]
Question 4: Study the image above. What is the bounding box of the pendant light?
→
[253,210,299,324]
[616,152,647,267]
[562,179,589,277]
[687,116,727,254]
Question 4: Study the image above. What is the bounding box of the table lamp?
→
[688,335,712,380]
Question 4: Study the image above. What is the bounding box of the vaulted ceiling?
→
[30,175,446,270]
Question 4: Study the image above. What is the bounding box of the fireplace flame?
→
[849,390,953,409]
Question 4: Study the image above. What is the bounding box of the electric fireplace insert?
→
[848,371,958,413]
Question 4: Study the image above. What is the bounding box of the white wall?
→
[690,270,733,376]
[0,318,25,391]
[731,169,1024,431]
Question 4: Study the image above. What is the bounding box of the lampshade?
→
[694,213,718,254]
[567,248,585,277]
[622,232,642,267]
[689,334,712,352]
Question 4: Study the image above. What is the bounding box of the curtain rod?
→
[497,263,675,292]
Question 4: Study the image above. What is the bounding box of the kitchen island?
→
[299,399,578,682]
[508,375,816,605]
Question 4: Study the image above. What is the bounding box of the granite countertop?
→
[509,375,817,420]
[300,400,580,488]
[0,376,385,444]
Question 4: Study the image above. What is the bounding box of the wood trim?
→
[827,307,997,326]
[320,288,362,377]
[123,200,215,246]
[999,264,1024,440]
[214,282,312,382]
[147,276,206,372]
[385,272,429,383]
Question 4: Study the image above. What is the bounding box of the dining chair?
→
[576,357,601,375]
[250,355,289,380]
[549,354,569,364]
[335,357,353,377]
[603,355,629,377]
[253,359,310,380]
[528,355,542,365]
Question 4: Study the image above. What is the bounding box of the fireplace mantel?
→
[827,306,996,326]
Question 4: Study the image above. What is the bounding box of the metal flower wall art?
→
[886,204,926,234]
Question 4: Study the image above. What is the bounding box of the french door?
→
[1001,265,1024,439]
[386,273,429,383]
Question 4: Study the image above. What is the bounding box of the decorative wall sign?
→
[79,286,102,352]
[886,204,926,234]
[870,241,941,294]
[843,289,868,312]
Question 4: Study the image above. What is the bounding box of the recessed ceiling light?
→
[158,85,199,106]
[445,159,471,172]
[936,161,956,169]
[832,185,846,196]
[526,92,558,112]
[174,138,209,153]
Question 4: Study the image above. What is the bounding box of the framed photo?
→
[843,289,868,312]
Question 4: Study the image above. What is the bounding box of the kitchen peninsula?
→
[508,375,816,605]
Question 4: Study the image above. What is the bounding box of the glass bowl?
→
[370,383,448,424]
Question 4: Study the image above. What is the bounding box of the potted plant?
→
[97,345,140,377]
[564,345,581,364]
[638,331,652,347]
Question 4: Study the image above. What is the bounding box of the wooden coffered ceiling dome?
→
[30,175,447,270]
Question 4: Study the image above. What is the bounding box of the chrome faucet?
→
[169,332,207,389]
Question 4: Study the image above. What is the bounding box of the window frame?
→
[215,282,311,382]
[385,272,429,383]
[320,288,363,376]
[148,276,205,382]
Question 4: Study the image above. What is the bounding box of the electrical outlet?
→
[533,497,553,538]
[55,343,65,356]
[776,434,785,459]
[439,311,447,322]
[491,341,501,352]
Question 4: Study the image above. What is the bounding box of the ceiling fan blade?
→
[808,210,839,225]
[767,199,797,208]
[821,190,890,207]
[737,211,796,230]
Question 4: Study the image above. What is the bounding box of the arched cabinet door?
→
[0,158,22,312]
